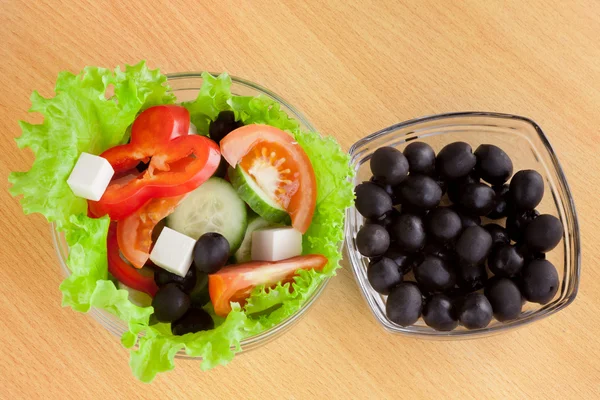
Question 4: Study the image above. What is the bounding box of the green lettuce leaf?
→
[10,66,354,383]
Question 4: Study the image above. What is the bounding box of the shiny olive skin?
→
[355,182,393,219]
[152,283,191,323]
[368,257,404,295]
[370,176,401,205]
[154,264,197,293]
[389,213,426,252]
[474,144,513,185]
[356,224,390,257]
[484,278,522,321]
[523,214,563,253]
[397,175,442,210]
[423,294,458,331]
[521,259,559,304]
[414,255,456,293]
[193,232,230,274]
[384,247,416,274]
[455,225,492,265]
[510,170,544,210]
[386,282,423,327]
[456,263,488,293]
[488,184,511,219]
[426,207,462,243]
[452,206,481,229]
[370,147,410,186]
[458,293,493,329]
[447,171,480,204]
[403,142,436,176]
[488,244,524,277]
[458,183,496,216]
[436,142,477,180]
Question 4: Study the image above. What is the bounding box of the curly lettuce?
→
[9,66,354,383]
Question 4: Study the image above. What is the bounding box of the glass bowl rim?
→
[346,111,581,338]
[51,72,333,354]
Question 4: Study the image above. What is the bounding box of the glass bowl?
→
[52,72,331,356]
[345,112,581,338]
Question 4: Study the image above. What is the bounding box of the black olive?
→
[484,278,522,321]
[154,264,197,293]
[370,146,410,186]
[366,208,400,227]
[356,224,390,257]
[510,170,544,210]
[506,209,539,242]
[488,244,524,277]
[523,214,563,253]
[355,182,393,219]
[487,184,511,219]
[414,255,456,293]
[368,257,404,295]
[152,283,191,323]
[458,293,493,329]
[447,171,480,204]
[474,144,513,185]
[455,225,492,265]
[370,177,401,205]
[452,206,481,229]
[458,183,496,216]
[421,241,456,263]
[193,232,230,274]
[389,213,426,253]
[436,142,477,180]
[423,294,458,331]
[403,142,436,176]
[386,282,423,327]
[171,308,214,335]
[384,247,416,274]
[426,207,462,243]
[484,223,510,248]
[209,110,243,143]
[397,175,442,210]
[456,263,488,293]
[189,272,210,307]
[521,259,559,304]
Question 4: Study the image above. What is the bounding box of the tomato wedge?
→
[107,224,158,297]
[208,254,327,317]
[117,195,185,269]
[88,105,221,220]
[220,124,316,234]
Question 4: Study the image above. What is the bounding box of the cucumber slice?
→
[166,177,247,253]
[229,165,291,225]
[233,214,280,263]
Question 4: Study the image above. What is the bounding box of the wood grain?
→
[1,0,600,398]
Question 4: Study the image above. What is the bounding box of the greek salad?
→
[9,62,354,382]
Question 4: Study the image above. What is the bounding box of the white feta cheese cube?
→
[251,227,303,262]
[150,227,196,277]
[66,152,114,201]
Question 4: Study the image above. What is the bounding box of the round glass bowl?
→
[52,72,331,356]
[345,112,581,338]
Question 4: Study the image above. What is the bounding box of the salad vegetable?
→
[8,62,354,382]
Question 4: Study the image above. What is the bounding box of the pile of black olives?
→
[355,142,564,331]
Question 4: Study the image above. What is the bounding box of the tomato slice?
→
[220,124,317,234]
[116,194,185,269]
[208,254,327,317]
[107,224,158,297]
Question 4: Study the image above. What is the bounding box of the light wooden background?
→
[1,1,599,399]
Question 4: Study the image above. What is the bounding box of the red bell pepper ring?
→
[88,105,221,220]
[107,223,158,297]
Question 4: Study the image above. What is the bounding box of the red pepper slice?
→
[107,223,158,297]
[88,105,221,220]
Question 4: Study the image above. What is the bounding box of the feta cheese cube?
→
[66,152,114,201]
[251,227,303,262]
[150,227,196,277]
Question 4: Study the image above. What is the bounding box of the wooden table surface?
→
[2,1,600,398]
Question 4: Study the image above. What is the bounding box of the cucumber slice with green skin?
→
[228,165,291,225]
[233,214,280,263]
[166,177,247,253]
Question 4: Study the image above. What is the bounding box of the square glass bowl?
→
[344,112,581,338]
